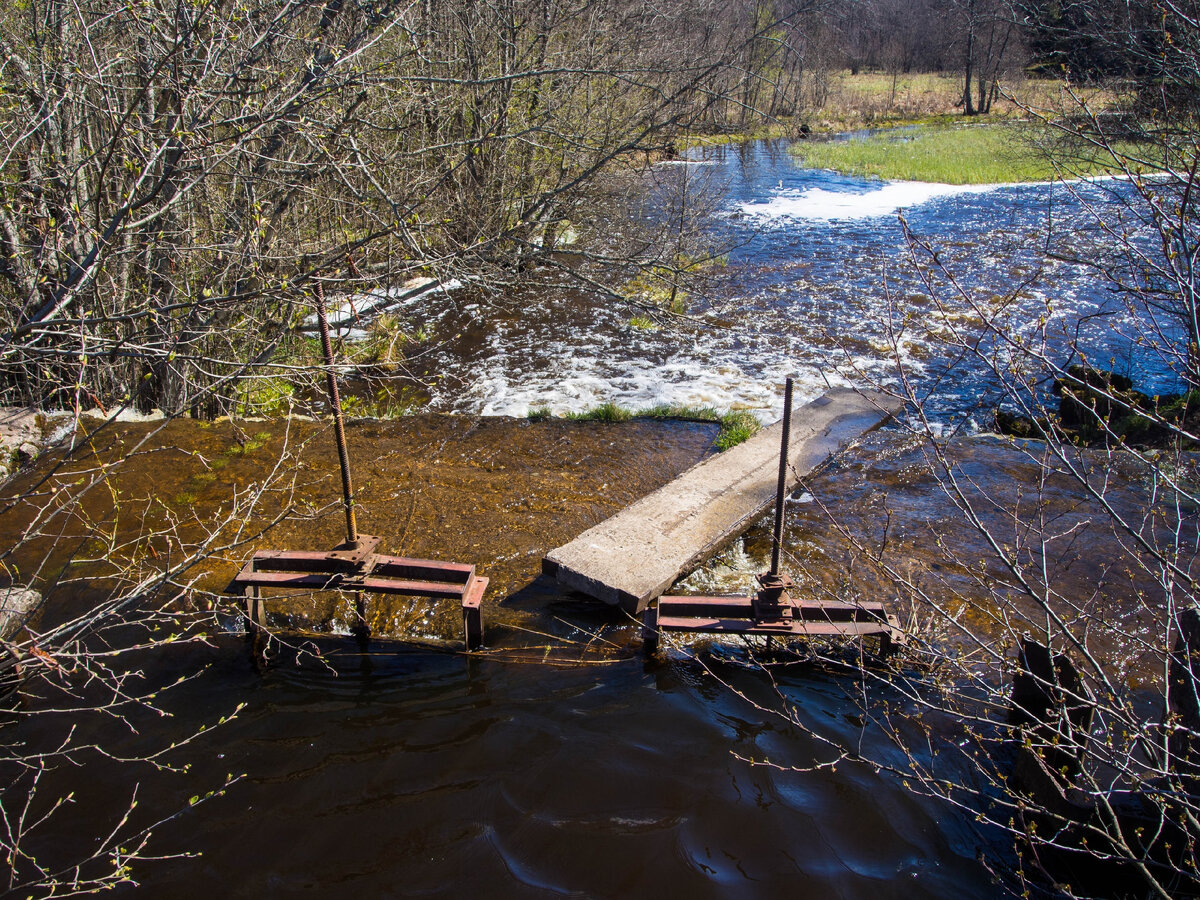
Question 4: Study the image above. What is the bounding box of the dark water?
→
[96,640,987,899]
[2,414,1029,898]
[7,411,1182,897]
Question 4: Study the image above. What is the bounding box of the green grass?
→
[636,403,716,420]
[540,402,762,450]
[713,410,761,451]
[563,402,634,423]
[792,123,1134,184]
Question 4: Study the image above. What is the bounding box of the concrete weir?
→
[541,388,903,613]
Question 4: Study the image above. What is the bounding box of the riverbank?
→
[682,72,1116,149]
[791,122,1141,184]
[0,408,56,480]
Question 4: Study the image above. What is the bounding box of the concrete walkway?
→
[542,388,903,613]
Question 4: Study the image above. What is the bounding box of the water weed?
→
[534,402,760,450]
[564,402,634,423]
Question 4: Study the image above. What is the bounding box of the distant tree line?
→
[831,0,1200,116]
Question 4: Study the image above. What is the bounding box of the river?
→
[397,138,1170,425]
[2,139,1173,898]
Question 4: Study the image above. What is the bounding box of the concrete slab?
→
[541,388,903,613]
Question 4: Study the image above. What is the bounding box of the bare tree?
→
[951,0,1024,114]
[0,0,819,419]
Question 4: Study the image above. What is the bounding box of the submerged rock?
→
[993,409,1039,438]
[0,585,40,640]
[994,365,1200,448]
[1053,365,1137,430]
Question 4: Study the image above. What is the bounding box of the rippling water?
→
[4,413,1026,898]
[88,641,992,899]
[400,138,1167,426]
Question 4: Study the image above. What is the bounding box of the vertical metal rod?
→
[314,281,358,547]
[770,377,794,577]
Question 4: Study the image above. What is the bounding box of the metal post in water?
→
[314,281,359,548]
[769,377,794,577]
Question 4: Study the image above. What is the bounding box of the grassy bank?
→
[791,123,1135,184]
[797,71,1116,134]
[679,72,1119,150]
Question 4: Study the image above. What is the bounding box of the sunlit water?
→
[391,139,1169,425]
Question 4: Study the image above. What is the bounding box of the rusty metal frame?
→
[231,536,488,651]
[645,377,904,655]
[226,280,487,653]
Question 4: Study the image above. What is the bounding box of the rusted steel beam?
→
[355,577,474,599]
[654,593,901,638]
[244,547,475,585]
[462,577,487,651]
[228,545,488,651]
[656,616,900,638]
[372,557,475,583]
[655,596,889,618]
[233,570,473,600]
[769,377,794,577]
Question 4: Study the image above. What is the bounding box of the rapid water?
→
[5,139,1169,898]
[396,139,1166,425]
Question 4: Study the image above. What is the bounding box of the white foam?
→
[302,278,463,338]
[737,181,1000,222]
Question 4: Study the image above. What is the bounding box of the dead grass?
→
[795,70,1119,134]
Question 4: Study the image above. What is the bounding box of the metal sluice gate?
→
[644,377,904,654]
[227,282,487,653]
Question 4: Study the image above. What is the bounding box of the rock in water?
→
[0,586,40,640]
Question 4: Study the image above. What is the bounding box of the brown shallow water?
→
[2,414,1187,897]
[1,413,718,645]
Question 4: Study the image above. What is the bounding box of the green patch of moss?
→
[714,410,761,450]
[564,402,634,423]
